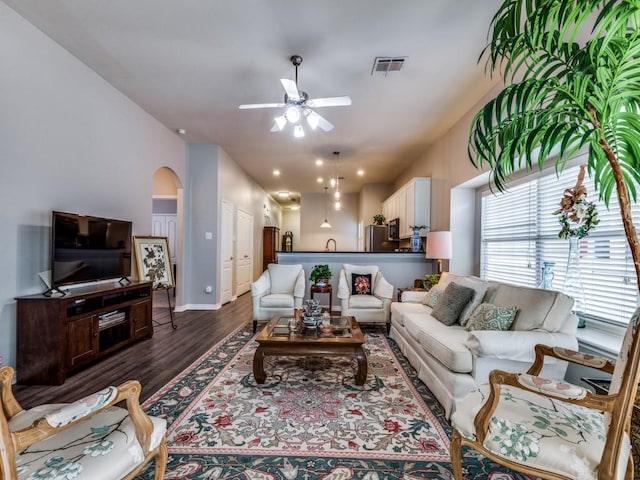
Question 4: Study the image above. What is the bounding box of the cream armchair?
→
[251,263,305,332]
[450,307,640,480]
[338,263,394,332]
[0,366,167,480]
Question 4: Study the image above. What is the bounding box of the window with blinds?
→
[480,164,639,325]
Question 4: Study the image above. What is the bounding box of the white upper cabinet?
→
[383,177,431,239]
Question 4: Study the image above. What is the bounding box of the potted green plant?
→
[423,273,440,290]
[309,264,332,286]
[373,214,386,225]
[470,0,640,294]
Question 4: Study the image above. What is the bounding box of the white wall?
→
[359,184,393,227]
[282,210,301,250]
[389,84,504,275]
[299,192,359,251]
[217,147,282,281]
[0,3,186,367]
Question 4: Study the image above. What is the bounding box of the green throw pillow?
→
[422,287,444,308]
[465,302,518,331]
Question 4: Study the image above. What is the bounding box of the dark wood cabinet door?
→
[66,315,98,369]
[263,226,280,270]
[131,300,152,339]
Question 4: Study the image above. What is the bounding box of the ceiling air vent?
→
[371,57,407,76]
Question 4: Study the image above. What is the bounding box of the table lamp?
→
[426,231,452,274]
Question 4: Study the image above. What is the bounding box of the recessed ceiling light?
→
[317,177,323,183]
[278,191,290,198]
[176,128,186,135]
[315,159,323,166]
[273,169,280,176]
[357,169,364,176]
[290,205,300,211]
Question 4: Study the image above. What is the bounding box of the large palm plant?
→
[469,0,640,289]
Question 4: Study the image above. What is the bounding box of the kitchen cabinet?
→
[383,177,431,239]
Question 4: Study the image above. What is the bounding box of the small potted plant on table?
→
[309,264,332,287]
[423,273,440,290]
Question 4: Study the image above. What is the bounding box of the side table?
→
[310,284,332,313]
[397,286,426,302]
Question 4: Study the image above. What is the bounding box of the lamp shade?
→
[425,231,452,260]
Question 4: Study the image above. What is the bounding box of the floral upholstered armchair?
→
[450,307,640,480]
[0,366,167,479]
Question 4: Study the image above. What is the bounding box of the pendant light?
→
[333,151,341,211]
[320,186,332,228]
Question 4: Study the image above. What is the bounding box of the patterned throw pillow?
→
[431,282,475,326]
[465,302,519,331]
[422,288,444,308]
[351,273,372,295]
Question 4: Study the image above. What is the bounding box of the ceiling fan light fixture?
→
[306,110,320,130]
[285,106,300,124]
[239,55,350,136]
[273,115,286,131]
[293,124,305,138]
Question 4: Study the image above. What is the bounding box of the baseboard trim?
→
[175,303,221,311]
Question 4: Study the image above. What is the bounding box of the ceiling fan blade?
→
[305,109,334,132]
[239,103,285,109]
[280,78,301,102]
[306,96,352,108]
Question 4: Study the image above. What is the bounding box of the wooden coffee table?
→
[253,315,367,385]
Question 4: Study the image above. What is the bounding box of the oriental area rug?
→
[138,324,531,479]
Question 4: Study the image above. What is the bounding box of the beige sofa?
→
[389,272,579,418]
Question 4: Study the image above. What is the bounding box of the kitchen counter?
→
[279,250,421,254]
[277,251,434,312]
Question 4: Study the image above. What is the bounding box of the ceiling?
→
[5,0,502,207]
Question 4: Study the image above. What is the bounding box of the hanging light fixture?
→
[240,55,351,138]
[293,124,305,138]
[333,151,341,211]
[320,186,332,228]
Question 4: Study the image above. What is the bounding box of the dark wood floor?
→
[13,290,252,409]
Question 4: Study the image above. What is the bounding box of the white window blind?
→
[481,165,639,325]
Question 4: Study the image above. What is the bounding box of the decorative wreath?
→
[553,165,599,239]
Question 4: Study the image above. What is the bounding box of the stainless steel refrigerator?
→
[365,225,399,252]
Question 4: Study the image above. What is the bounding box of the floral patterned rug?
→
[138,324,531,479]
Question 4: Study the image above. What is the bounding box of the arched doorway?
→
[152,167,184,306]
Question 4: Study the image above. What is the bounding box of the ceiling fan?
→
[238,55,352,137]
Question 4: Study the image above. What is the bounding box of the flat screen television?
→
[51,211,132,288]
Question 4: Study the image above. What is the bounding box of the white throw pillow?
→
[267,264,302,294]
[458,276,489,326]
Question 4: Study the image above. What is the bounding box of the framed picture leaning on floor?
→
[133,236,174,289]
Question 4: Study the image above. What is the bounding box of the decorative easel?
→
[153,283,177,330]
[133,236,177,330]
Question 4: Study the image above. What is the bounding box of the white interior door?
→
[236,209,253,295]
[152,214,177,263]
[220,199,234,304]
